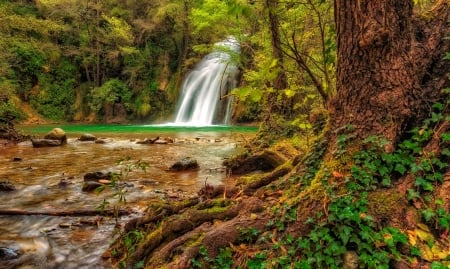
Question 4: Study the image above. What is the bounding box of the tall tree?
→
[330,0,449,149]
[264,0,289,119]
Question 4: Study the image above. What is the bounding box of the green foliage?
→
[191,246,233,269]
[90,79,132,115]
[96,157,149,220]
[0,99,25,123]
[238,102,449,268]
[237,226,261,243]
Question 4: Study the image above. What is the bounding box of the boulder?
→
[44,128,67,144]
[169,157,199,171]
[78,133,97,141]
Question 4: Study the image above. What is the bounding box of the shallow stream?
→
[0,124,256,269]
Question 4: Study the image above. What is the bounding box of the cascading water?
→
[174,37,240,126]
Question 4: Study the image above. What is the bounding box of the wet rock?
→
[169,157,199,171]
[95,138,112,144]
[11,157,22,162]
[0,181,16,192]
[31,139,63,148]
[83,171,112,182]
[78,133,97,141]
[0,247,19,260]
[44,128,67,145]
[81,181,103,192]
[136,136,159,144]
[58,178,73,187]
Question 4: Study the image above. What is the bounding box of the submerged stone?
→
[169,157,199,171]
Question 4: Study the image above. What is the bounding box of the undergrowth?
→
[190,97,450,268]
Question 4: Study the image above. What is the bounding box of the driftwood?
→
[0,208,134,217]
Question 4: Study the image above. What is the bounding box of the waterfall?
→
[174,37,240,126]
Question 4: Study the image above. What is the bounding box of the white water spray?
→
[174,37,240,126]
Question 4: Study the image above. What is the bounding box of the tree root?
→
[113,197,266,269]
[124,197,200,232]
[147,222,213,268]
[167,214,270,269]
[118,199,240,268]
[243,165,292,195]
[108,142,298,268]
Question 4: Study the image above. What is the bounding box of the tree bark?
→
[330,0,450,148]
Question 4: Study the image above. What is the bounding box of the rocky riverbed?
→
[0,128,252,268]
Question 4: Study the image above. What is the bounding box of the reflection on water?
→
[0,125,254,268]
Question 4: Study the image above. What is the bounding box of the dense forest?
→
[1,0,449,269]
[0,0,331,126]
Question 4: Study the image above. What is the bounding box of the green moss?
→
[367,189,405,217]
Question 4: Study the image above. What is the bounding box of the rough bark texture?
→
[331,0,450,148]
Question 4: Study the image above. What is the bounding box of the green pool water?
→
[17,124,258,137]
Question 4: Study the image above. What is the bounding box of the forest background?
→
[0,0,334,129]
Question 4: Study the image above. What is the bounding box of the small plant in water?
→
[96,156,149,221]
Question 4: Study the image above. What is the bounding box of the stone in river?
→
[78,133,97,141]
[0,181,16,192]
[44,127,67,144]
[83,171,112,182]
[169,157,199,171]
[31,138,63,147]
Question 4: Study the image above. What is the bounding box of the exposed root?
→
[117,199,241,268]
[147,222,213,268]
[124,197,200,232]
[243,165,292,195]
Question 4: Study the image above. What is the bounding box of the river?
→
[0,124,256,269]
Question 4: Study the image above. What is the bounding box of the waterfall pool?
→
[0,124,256,269]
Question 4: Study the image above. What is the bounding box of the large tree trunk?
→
[330,0,449,149]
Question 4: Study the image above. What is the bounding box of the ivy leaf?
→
[421,209,436,222]
[441,148,450,156]
[394,163,407,175]
[441,133,450,142]
[444,52,450,60]
[415,177,434,192]
[432,102,444,111]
